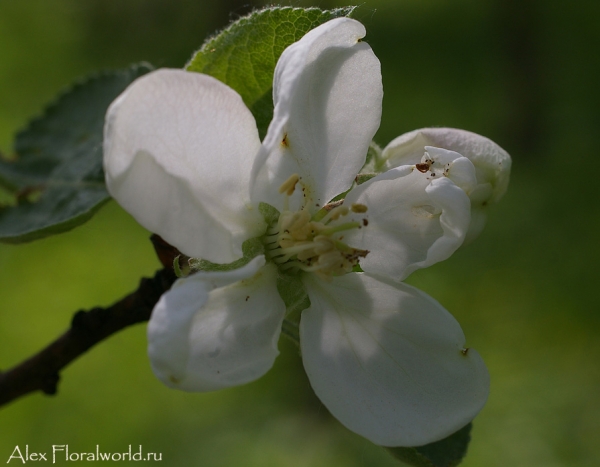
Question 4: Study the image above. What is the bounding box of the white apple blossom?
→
[102,17,507,447]
[378,128,512,244]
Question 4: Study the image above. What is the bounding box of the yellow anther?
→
[265,185,370,280]
[317,251,343,269]
[313,236,336,254]
[329,206,349,221]
[280,210,311,238]
[297,247,317,262]
[289,210,311,231]
[351,203,368,213]
[278,173,300,195]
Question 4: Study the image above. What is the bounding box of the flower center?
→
[263,174,369,280]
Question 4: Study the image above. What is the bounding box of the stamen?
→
[351,203,368,213]
[264,231,280,241]
[329,206,349,221]
[278,173,300,196]
[277,241,320,258]
[312,200,344,222]
[280,261,303,271]
[284,210,311,233]
[319,205,349,224]
[320,222,361,236]
[262,187,370,280]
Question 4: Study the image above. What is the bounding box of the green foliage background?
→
[1,1,599,466]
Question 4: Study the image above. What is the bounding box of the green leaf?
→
[387,423,472,467]
[186,6,356,138]
[0,64,153,244]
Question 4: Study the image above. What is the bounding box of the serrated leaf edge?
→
[184,6,357,68]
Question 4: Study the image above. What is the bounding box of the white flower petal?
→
[423,146,478,194]
[301,273,489,447]
[383,127,511,203]
[148,256,286,391]
[104,68,265,263]
[251,17,382,210]
[343,164,471,281]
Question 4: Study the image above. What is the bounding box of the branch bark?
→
[0,235,179,408]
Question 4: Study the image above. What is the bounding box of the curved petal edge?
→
[301,272,489,447]
[104,68,265,262]
[251,17,383,211]
[148,257,286,392]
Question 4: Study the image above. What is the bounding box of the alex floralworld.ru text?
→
[6,445,163,463]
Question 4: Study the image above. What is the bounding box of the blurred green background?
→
[1,0,599,466]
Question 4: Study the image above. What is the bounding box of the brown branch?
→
[0,235,179,408]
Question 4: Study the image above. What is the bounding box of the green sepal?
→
[367,140,382,164]
[188,237,264,273]
[0,63,153,244]
[355,173,377,185]
[259,202,280,227]
[361,140,385,173]
[186,6,356,139]
[276,270,311,318]
[276,269,310,348]
[387,423,472,467]
[281,319,300,348]
[328,190,351,203]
